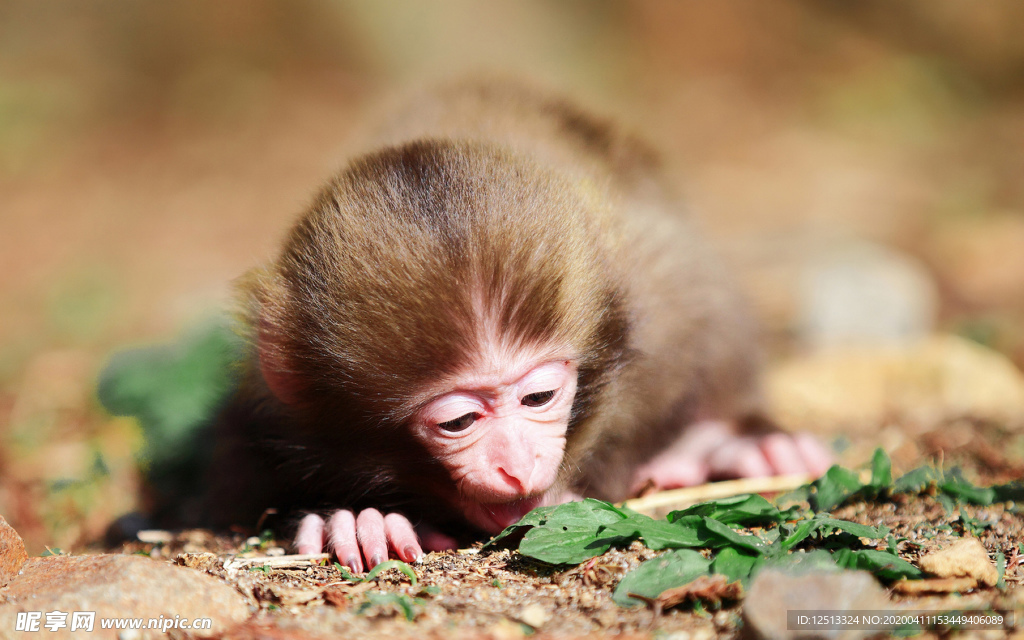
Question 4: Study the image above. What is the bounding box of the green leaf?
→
[519,525,616,565]
[763,549,839,573]
[996,552,1006,590]
[956,513,992,537]
[811,465,863,512]
[992,481,1024,503]
[612,549,711,607]
[780,513,887,551]
[700,518,767,555]
[892,466,942,494]
[669,494,782,526]
[358,592,420,621]
[364,560,418,587]
[501,499,632,563]
[334,562,362,582]
[939,475,996,505]
[936,492,956,514]
[867,448,892,491]
[885,535,905,555]
[780,518,821,550]
[710,547,762,583]
[831,549,922,581]
[757,527,781,545]
[598,514,707,550]
[817,517,889,540]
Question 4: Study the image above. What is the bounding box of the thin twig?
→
[230,553,330,568]
[621,473,812,513]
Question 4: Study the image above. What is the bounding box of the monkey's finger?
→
[355,508,389,569]
[325,510,363,573]
[707,439,773,479]
[795,433,834,476]
[759,433,810,475]
[383,513,422,563]
[294,514,326,555]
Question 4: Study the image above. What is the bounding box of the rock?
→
[918,538,998,587]
[0,516,28,588]
[518,603,549,629]
[743,569,891,640]
[798,241,937,349]
[0,554,250,639]
[768,334,1024,432]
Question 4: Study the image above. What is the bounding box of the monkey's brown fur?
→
[207,79,760,533]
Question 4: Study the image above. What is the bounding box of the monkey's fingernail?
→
[370,554,385,568]
[404,546,421,563]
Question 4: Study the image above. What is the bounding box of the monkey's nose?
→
[495,464,531,495]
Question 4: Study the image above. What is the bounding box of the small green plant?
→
[486,449,1016,607]
[334,559,418,587]
[357,592,424,621]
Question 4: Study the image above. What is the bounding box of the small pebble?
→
[519,603,549,628]
[713,610,732,628]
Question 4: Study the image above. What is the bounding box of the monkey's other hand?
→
[294,509,458,572]
[630,419,833,493]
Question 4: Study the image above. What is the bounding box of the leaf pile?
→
[486,449,1021,607]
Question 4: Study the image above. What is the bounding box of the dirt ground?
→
[107,424,1023,638]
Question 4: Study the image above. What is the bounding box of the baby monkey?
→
[223,80,830,571]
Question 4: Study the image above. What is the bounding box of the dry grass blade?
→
[621,474,813,513]
[229,553,330,568]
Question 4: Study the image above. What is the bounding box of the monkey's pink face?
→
[411,358,577,534]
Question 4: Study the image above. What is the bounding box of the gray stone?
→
[799,241,937,349]
[743,569,892,640]
[0,554,250,639]
[0,516,27,589]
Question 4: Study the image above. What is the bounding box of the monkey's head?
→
[251,140,631,533]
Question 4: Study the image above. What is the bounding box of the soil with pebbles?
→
[102,425,1024,639]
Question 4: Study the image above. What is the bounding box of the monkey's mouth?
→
[466,495,546,533]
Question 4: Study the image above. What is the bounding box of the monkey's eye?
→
[521,390,556,407]
[437,413,479,432]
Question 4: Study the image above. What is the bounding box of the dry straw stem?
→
[621,473,813,514]
[229,553,330,569]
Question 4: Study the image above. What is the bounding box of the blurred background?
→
[2,0,1023,554]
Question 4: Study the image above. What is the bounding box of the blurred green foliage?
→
[97,318,243,472]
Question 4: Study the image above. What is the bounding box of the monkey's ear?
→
[257,322,303,406]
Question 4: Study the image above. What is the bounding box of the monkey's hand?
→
[630,419,833,492]
[294,509,458,572]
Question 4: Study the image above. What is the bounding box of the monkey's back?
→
[364,80,763,500]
